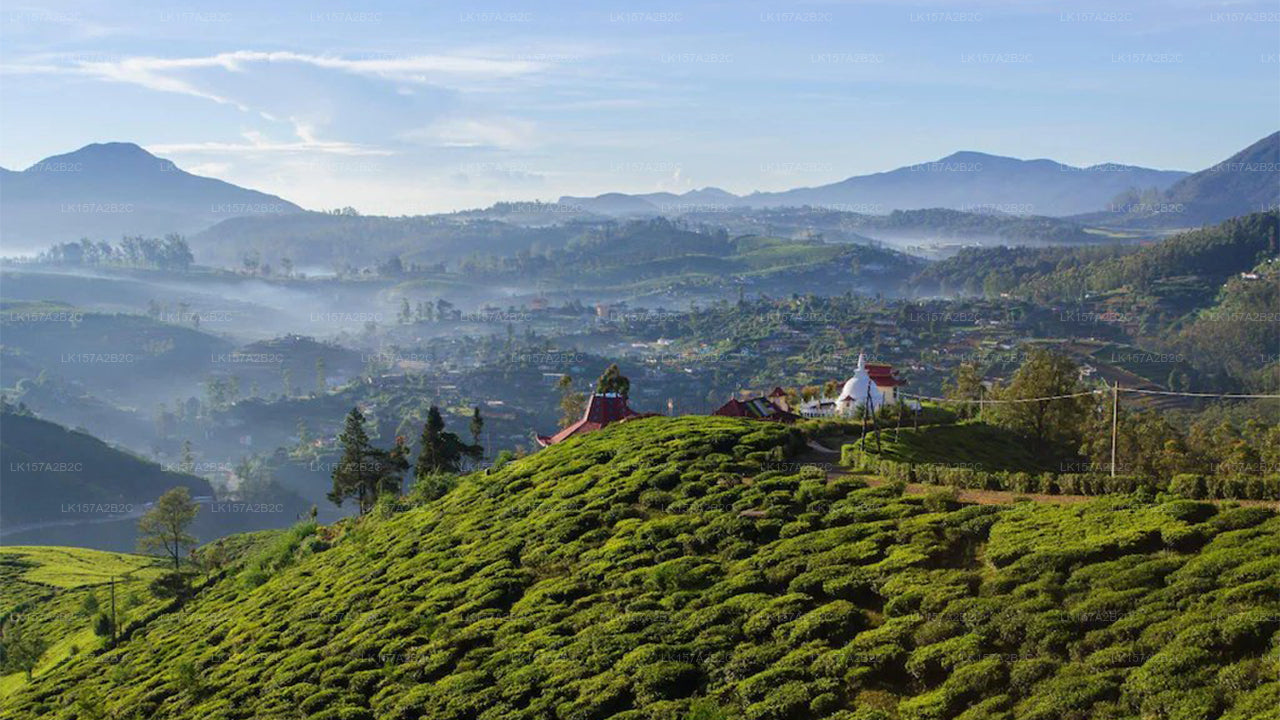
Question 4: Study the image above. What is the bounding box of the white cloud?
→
[405,117,537,149]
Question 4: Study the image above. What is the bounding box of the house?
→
[712,394,799,423]
[536,393,644,446]
[800,353,908,417]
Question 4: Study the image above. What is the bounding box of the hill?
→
[562,154,1187,218]
[190,212,582,270]
[457,218,926,298]
[0,300,234,395]
[2,416,1277,719]
[911,211,1279,304]
[0,143,302,254]
[1081,132,1280,230]
[0,411,212,526]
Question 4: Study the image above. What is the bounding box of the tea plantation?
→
[2,416,1277,719]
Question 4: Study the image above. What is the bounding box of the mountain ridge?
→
[0,142,303,253]
[560,150,1191,217]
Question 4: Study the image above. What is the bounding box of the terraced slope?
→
[2,416,1277,720]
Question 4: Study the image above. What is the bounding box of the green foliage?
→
[137,487,200,571]
[329,407,410,514]
[2,416,1276,719]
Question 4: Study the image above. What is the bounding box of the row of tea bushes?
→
[845,450,1280,500]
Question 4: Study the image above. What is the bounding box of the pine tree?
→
[415,406,446,479]
[329,408,377,513]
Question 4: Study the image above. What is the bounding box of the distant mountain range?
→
[5,134,1275,262]
[562,153,1190,218]
[0,142,302,253]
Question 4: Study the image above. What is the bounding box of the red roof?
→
[537,393,639,446]
[713,396,799,423]
[865,363,905,388]
[768,386,788,398]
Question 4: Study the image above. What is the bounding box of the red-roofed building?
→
[864,363,905,402]
[713,395,799,423]
[536,393,642,446]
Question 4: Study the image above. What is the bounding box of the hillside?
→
[912,211,1278,304]
[0,143,301,253]
[0,411,212,526]
[457,218,925,295]
[1083,132,1280,230]
[3,417,1277,719]
[0,300,235,395]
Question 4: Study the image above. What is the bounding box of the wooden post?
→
[1110,381,1119,478]
[895,398,903,442]
[110,576,117,644]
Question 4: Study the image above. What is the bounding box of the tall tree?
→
[944,362,985,418]
[138,487,199,571]
[990,348,1090,446]
[328,407,410,513]
[329,408,377,513]
[415,406,481,479]
[557,374,586,428]
[596,364,631,397]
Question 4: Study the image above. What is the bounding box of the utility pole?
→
[1110,381,1119,478]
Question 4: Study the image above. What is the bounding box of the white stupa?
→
[836,353,884,414]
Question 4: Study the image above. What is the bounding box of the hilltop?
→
[0,143,301,253]
[2,416,1276,719]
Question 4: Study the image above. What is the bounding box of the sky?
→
[1,0,1277,214]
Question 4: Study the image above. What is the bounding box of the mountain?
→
[0,409,212,527]
[2,416,1277,718]
[0,142,303,253]
[561,154,1188,217]
[1084,131,1280,229]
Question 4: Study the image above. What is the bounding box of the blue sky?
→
[2,0,1277,214]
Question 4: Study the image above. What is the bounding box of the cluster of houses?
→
[537,353,907,446]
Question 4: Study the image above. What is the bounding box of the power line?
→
[1119,388,1280,399]
[899,388,1280,404]
[899,390,1103,404]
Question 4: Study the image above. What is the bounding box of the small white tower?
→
[836,353,884,415]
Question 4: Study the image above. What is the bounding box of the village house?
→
[712,387,800,423]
